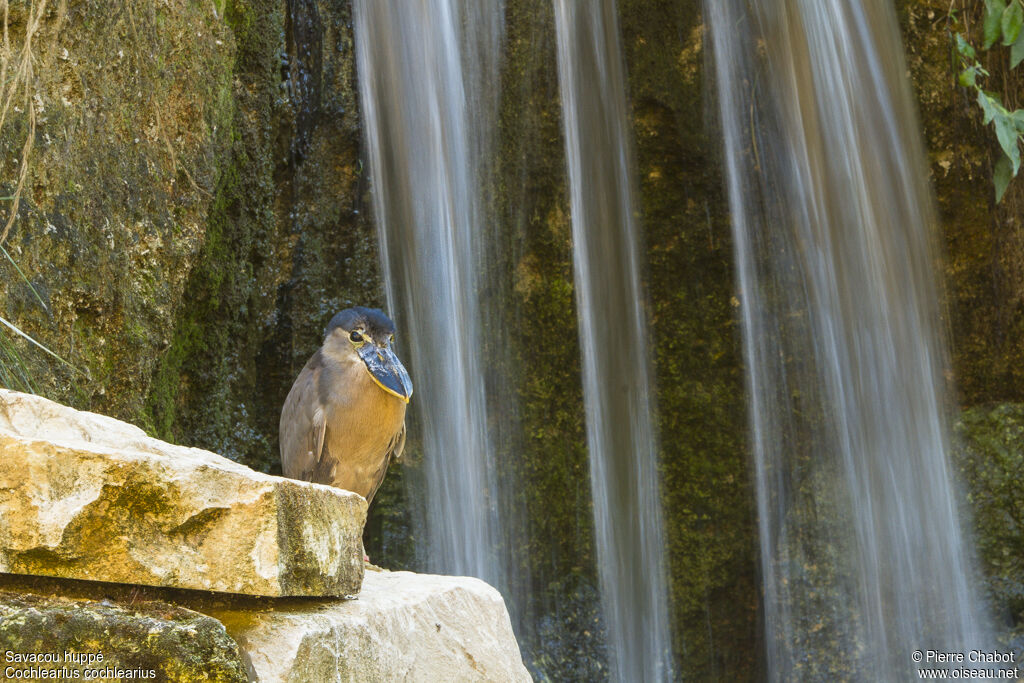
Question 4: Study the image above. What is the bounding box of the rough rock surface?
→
[0,389,366,597]
[211,570,532,682]
[955,403,1024,655]
[0,590,248,683]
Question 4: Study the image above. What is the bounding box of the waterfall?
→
[355,1,676,676]
[706,0,991,679]
[353,0,507,585]
[553,1,674,680]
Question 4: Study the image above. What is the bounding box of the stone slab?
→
[211,569,533,682]
[0,389,366,597]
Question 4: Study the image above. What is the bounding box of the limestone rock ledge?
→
[0,389,366,597]
[211,570,533,682]
[0,570,533,683]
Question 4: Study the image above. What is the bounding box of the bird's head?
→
[323,307,413,404]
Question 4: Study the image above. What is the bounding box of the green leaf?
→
[979,90,1002,125]
[956,33,978,60]
[1004,0,1024,45]
[994,113,1021,174]
[1009,109,1024,132]
[986,0,1008,49]
[994,154,1013,202]
[1012,27,1024,67]
[960,67,977,88]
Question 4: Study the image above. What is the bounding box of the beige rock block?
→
[212,569,533,682]
[0,389,366,597]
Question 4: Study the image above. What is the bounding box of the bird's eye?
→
[349,330,363,343]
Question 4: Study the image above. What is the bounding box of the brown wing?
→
[279,351,329,482]
[364,421,406,505]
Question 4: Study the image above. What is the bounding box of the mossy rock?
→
[0,0,235,420]
[0,590,248,682]
[144,0,381,474]
[955,403,1024,655]
[0,0,378,476]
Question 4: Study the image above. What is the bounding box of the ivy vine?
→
[954,0,1024,202]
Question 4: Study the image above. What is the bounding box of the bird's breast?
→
[321,368,407,493]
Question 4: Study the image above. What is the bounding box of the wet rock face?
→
[0,389,367,597]
[0,591,249,683]
[616,0,757,678]
[900,0,1024,663]
[145,0,381,473]
[955,404,1024,656]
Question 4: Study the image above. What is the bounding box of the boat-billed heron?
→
[279,307,413,503]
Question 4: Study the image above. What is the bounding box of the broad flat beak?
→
[358,343,413,403]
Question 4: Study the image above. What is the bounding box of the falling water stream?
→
[553,2,674,680]
[353,0,506,586]
[355,1,676,678]
[707,0,991,679]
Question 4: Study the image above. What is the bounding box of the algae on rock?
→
[955,404,1024,656]
[619,1,758,678]
[145,0,383,473]
[0,591,248,683]
[0,0,234,421]
[0,0,384,476]
[901,0,1024,658]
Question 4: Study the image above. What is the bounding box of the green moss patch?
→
[0,590,248,682]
